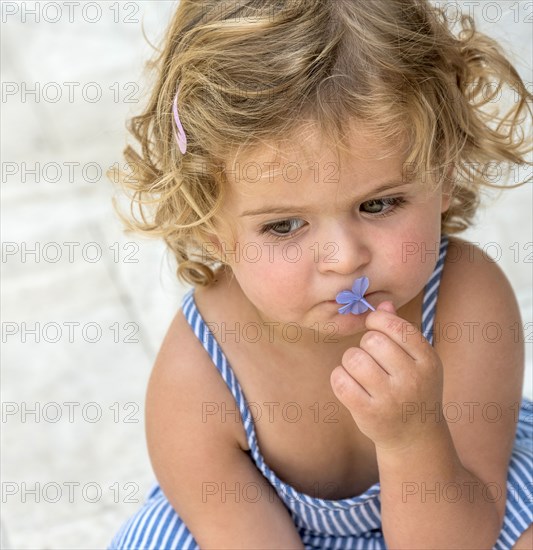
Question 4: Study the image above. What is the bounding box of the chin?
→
[310,311,369,340]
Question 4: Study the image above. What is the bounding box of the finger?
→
[359,330,411,376]
[376,300,396,314]
[364,309,429,363]
[330,365,372,404]
[341,347,390,396]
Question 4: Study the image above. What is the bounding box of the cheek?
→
[232,243,313,307]
[378,217,442,299]
[390,201,442,264]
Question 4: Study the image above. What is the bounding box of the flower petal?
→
[336,290,356,304]
[351,300,369,314]
[338,303,354,315]
[352,276,369,299]
[359,297,376,312]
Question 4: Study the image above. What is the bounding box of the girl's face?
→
[212,124,451,339]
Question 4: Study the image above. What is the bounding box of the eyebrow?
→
[239,180,412,217]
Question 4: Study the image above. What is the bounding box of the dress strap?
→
[420,234,449,346]
[180,290,259,451]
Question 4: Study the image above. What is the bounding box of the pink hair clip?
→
[172,86,187,154]
[335,276,376,314]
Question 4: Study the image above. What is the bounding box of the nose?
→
[315,223,370,276]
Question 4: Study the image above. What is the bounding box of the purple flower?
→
[335,276,376,315]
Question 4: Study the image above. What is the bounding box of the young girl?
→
[108,1,532,548]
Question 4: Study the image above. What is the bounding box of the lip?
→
[326,291,378,304]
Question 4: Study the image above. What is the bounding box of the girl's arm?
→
[377,239,524,548]
[146,310,305,549]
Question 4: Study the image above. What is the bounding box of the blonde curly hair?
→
[109,0,532,288]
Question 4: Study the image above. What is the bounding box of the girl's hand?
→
[330,301,445,451]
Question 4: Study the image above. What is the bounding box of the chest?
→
[239,374,381,500]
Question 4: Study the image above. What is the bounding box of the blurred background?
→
[1,1,531,547]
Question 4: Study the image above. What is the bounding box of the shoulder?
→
[436,234,524,375]
[443,234,505,281]
[145,290,249,453]
[438,235,522,328]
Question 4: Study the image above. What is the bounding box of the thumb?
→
[376,300,396,314]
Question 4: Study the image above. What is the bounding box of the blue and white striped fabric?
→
[109,233,533,549]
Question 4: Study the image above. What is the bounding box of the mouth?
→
[326,291,378,304]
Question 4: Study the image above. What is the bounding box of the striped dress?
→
[109,233,533,549]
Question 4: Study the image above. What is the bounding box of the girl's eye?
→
[361,197,407,217]
[258,197,406,239]
[258,218,306,239]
